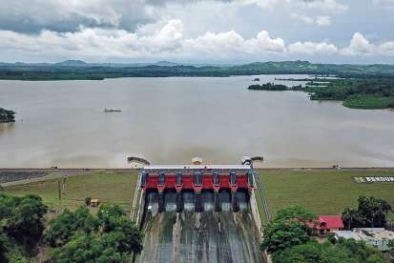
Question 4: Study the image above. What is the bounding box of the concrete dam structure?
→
[135,163,263,263]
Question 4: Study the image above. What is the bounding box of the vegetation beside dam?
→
[2,168,394,262]
[262,206,390,263]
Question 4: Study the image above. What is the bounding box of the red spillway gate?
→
[140,164,254,212]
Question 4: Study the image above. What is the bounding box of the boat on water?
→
[104,108,122,113]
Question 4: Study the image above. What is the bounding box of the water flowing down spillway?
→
[136,191,263,263]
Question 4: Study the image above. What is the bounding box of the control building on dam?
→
[135,159,264,263]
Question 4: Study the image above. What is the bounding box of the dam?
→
[135,161,263,263]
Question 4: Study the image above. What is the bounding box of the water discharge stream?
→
[136,192,263,263]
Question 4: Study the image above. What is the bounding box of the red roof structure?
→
[313,215,344,230]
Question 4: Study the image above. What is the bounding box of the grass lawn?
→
[3,171,139,213]
[257,169,394,221]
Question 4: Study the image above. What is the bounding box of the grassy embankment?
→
[3,171,139,213]
[255,169,394,224]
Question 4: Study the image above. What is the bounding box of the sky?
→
[1,0,394,64]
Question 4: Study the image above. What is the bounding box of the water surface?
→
[0,75,393,168]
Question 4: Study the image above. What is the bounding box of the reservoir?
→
[0,75,393,168]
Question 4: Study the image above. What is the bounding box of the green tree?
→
[97,204,126,232]
[46,204,143,262]
[262,220,311,254]
[335,238,385,263]
[275,206,316,222]
[261,207,315,254]
[271,235,386,263]
[101,217,143,254]
[5,195,47,254]
[341,207,359,230]
[357,196,392,228]
[44,207,98,247]
[54,233,124,263]
[272,241,323,263]
[0,194,47,262]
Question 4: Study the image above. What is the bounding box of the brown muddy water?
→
[1,75,394,168]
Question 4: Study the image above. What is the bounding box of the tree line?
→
[248,82,303,91]
[309,78,394,109]
[0,193,143,262]
[2,60,394,80]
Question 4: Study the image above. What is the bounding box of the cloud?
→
[0,0,155,33]
[315,16,331,26]
[0,20,286,61]
[374,0,394,6]
[378,41,394,55]
[1,17,394,62]
[0,19,185,60]
[300,0,348,12]
[288,41,338,55]
[248,0,347,13]
[340,32,375,55]
[0,0,348,34]
[291,13,331,26]
[253,31,286,52]
[340,32,394,57]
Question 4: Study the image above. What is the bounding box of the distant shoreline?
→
[1,60,394,80]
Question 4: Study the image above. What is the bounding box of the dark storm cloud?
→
[0,0,237,34]
[0,0,157,34]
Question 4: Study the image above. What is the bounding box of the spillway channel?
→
[135,190,263,263]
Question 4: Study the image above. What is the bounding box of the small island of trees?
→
[248,82,303,91]
[0,108,15,123]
